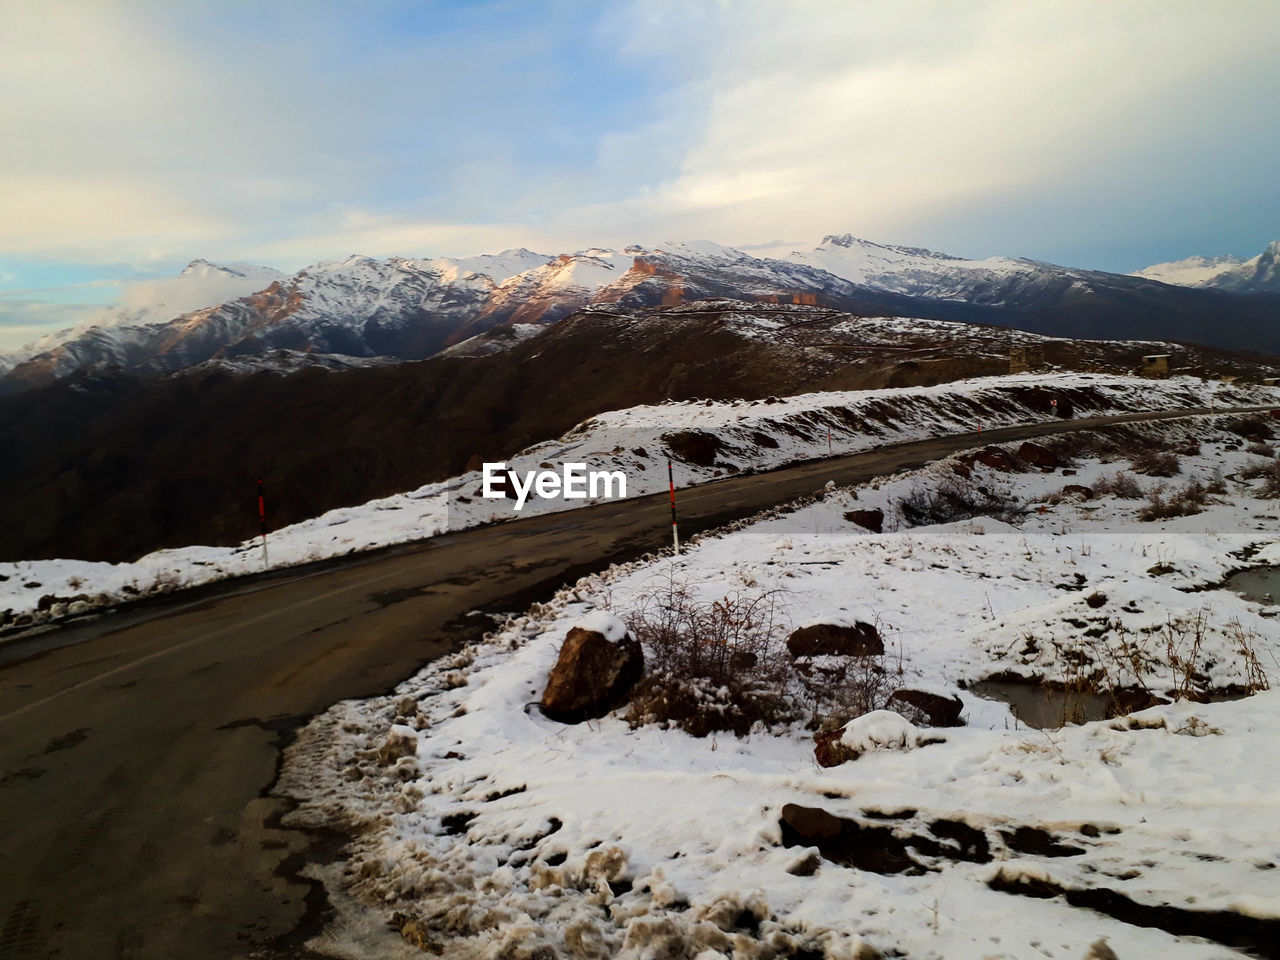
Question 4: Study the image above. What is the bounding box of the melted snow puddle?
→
[973,679,1254,729]
[1226,564,1280,608]
[969,679,1112,729]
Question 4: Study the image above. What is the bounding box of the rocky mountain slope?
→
[0,259,286,377]
[5,236,1279,392]
[1133,239,1280,294]
[2,300,1273,564]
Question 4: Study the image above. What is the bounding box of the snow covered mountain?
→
[0,259,286,376]
[782,234,1092,305]
[4,235,1278,391]
[0,250,555,387]
[1133,240,1280,294]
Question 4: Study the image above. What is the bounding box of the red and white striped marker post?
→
[257,477,269,570]
[668,461,680,556]
[827,427,832,455]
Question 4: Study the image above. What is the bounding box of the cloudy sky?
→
[2,0,1278,348]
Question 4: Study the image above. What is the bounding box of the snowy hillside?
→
[1134,240,1280,294]
[4,372,1277,632]
[281,411,1280,959]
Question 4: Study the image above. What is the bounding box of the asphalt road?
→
[0,406,1263,959]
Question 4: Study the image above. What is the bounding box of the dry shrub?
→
[1138,480,1210,521]
[622,581,799,736]
[1089,610,1270,704]
[621,580,904,736]
[1044,431,1123,464]
[899,476,1020,526]
[1093,471,1144,499]
[1130,449,1181,477]
[793,650,896,732]
[1225,414,1275,443]
[1246,442,1276,458]
[1238,459,1277,481]
[1258,465,1280,500]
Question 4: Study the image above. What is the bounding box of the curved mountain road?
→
[0,405,1265,959]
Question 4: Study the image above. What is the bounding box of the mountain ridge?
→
[1133,240,1280,294]
[4,235,1279,391]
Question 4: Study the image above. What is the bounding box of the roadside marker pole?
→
[257,477,269,571]
[668,461,680,556]
[827,428,832,455]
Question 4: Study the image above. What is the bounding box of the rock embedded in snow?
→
[887,687,965,727]
[1017,441,1059,470]
[539,623,643,723]
[838,710,919,755]
[842,508,884,532]
[971,446,1020,473]
[813,728,854,768]
[814,709,922,766]
[786,621,883,658]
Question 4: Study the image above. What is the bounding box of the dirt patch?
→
[989,869,1280,959]
[663,430,724,467]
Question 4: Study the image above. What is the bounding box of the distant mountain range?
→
[3,235,1278,391]
[1131,240,1280,294]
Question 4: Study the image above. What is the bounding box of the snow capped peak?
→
[1131,254,1246,286]
[1132,240,1280,293]
[180,258,219,276]
[782,233,1038,299]
[820,232,862,249]
[111,260,285,323]
[816,233,956,262]
[653,239,751,261]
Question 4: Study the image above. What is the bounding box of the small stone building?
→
[1139,354,1171,378]
[1010,344,1045,375]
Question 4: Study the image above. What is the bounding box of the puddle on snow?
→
[970,680,1112,729]
[973,679,1252,730]
[1225,565,1280,607]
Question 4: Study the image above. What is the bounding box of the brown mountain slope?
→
[1,302,1274,563]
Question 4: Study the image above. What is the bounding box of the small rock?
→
[1018,442,1059,470]
[1061,484,1094,500]
[540,623,644,723]
[813,729,851,768]
[974,446,1019,472]
[786,851,822,876]
[780,803,844,842]
[787,622,883,658]
[843,508,884,533]
[818,711,920,765]
[888,688,964,727]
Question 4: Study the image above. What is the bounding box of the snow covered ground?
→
[280,414,1280,960]
[3,373,1278,634]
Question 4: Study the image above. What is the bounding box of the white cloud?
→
[1,1,1276,270]
[613,0,1280,251]
[0,299,103,352]
[239,212,561,265]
